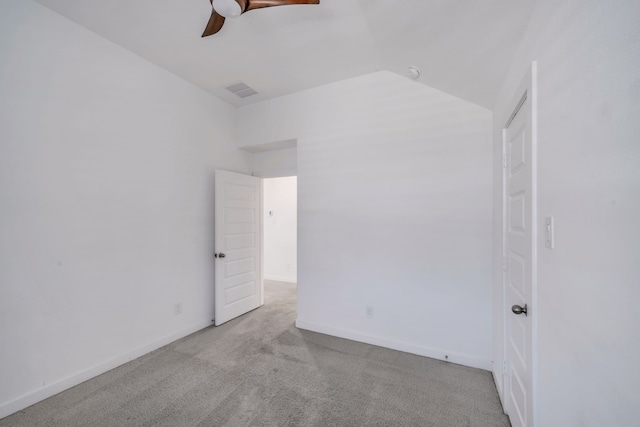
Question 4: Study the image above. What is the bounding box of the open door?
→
[214,170,263,326]
[502,62,537,427]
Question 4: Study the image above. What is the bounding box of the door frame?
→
[500,61,538,426]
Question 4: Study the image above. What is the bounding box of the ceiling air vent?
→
[225,82,258,99]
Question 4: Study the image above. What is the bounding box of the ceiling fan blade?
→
[246,0,320,12]
[202,9,226,37]
[201,0,317,37]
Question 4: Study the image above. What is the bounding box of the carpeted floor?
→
[1,281,510,426]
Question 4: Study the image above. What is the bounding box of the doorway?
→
[262,176,298,303]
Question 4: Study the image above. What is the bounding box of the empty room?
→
[1,0,638,426]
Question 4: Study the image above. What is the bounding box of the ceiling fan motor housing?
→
[213,0,243,18]
[203,0,320,37]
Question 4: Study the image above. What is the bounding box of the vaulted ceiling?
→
[33,0,535,109]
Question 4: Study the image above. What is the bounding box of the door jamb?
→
[500,127,508,411]
[260,177,265,306]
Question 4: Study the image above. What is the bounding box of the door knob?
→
[511,304,528,316]
[215,253,226,258]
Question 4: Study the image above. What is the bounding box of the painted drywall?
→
[492,0,640,424]
[239,71,494,369]
[263,177,297,283]
[0,0,250,417]
[251,147,297,178]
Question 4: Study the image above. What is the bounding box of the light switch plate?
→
[545,216,555,249]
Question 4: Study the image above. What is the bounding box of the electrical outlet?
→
[366,306,374,319]
[174,303,182,315]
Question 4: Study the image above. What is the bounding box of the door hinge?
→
[502,153,508,169]
[503,360,509,376]
[502,257,508,272]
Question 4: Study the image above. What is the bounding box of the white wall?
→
[263,177,297,283]
[0,0,250,417]
[492,0,640,424]
[251,147,297,178]
[240,71,494,369]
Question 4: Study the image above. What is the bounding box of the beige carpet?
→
[1,281,510,426]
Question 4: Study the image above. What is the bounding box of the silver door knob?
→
[215,253,226,258]
[511,304,528,316]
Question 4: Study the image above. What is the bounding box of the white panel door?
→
[215,170,262,326]
[504,93,534,427]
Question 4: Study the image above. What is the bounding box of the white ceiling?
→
[32,0,536,109]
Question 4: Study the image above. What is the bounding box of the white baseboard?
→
[264,275,297,284]
[295,319,492,371]
[0,319,212,420]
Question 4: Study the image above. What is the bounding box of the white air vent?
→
[225,82,258,99]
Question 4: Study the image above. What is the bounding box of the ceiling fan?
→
[203,0,320,37]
